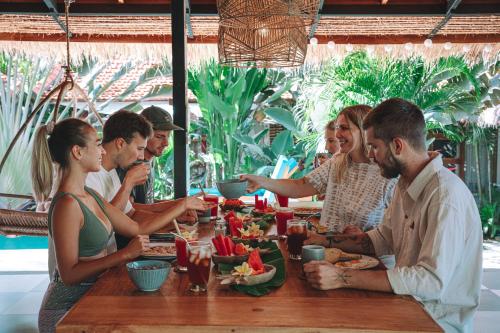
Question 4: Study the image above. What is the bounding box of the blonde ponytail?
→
[31,125,54,204]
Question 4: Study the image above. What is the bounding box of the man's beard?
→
[378,149,404,179]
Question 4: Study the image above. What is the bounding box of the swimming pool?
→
[0,235,48,249]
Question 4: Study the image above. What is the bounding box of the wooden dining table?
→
[56,219,442,333]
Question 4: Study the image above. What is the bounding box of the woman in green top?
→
[32,118,212,333]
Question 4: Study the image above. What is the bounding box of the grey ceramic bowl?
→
[216,179,248,199]
[239,264,276,286]
[212,253,249,265]
[126,260,170,292]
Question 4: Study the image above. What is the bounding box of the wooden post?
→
[171,0,189,198]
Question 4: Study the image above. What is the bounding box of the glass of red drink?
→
[175,233,197,272]
[276,193,289,207]
[286,219,308,260]
[187,241,212,292]
[203,195,219,219]
[275,207,294,239]
[175,237,188,272]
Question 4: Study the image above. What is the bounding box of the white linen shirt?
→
[86,166,133,214]
[367,154,482,333]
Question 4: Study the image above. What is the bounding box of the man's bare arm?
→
[305,232,375,255]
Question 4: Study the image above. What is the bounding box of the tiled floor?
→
[1,244,500,332]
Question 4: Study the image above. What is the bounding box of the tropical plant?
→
[0,51,173,207]
[188,60,269,181]
[0,52,63,208]
[293,51,484,149]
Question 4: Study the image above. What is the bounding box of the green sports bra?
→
[48,187,114,257]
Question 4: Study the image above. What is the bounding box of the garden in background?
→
[1,50,499,239]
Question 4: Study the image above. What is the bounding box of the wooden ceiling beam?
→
[1,1,498,16]
[1,33,498,44]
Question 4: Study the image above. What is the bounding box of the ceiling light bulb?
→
[346,44,353,52]
[258,28,269,37]
[404,42,413,51]
[310,37,318,45]
[444,42,452,50]
[424,39,433,48]
[384,45,393,53]
[327,41,335,49]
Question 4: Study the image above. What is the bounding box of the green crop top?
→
[48,187,114,257]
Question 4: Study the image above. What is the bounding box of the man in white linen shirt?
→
[304,98,482,333]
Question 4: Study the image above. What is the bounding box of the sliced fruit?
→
[234,243,248,255]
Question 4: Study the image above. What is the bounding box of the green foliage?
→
[0,52,62,207]
[188,60,301,181]
[293,51,485,149]
[0,51,173,205]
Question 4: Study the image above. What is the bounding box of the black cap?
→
[141,105,183,131]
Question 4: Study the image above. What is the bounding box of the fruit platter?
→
[211,234,250,264]
[219,251,276,286]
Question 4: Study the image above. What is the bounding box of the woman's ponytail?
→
[31,123,54,205]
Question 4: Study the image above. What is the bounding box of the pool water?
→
[0,235,48,249]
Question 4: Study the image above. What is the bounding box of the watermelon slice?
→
[228,217,243,237]
[247,250,265,275]
[234,243,248,255]
[216,234,228,256]
[211,237,224,255]
[224,236,235,256]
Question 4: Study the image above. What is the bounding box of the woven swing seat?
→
[0,209,48,236]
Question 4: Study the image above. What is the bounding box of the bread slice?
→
[325,248,361,263]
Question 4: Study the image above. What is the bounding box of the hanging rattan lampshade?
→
[217,0,320,29]
[218,24,307,68]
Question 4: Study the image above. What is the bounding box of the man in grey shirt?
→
[305,98,482,333]
[117,106,182,205]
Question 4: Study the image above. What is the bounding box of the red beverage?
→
[187,241,212,292]
[286,220,308,260]
[175,238,188,271]
[275,208,294,237]
[203,195,219,218]
[276,194,289,207]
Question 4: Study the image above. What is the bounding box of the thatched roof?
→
[0,41,497,65]
[0,1,498,63]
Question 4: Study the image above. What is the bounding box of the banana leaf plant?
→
[188,60,270,181]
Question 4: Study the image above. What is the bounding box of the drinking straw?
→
[173,218,182,235]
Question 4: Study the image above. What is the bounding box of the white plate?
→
[141,242,176,260]
[334,255,379,270]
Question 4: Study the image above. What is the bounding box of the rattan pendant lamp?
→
[0,0,103,236]
[217,0,321,68]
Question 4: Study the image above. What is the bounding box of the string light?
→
[327,41,335,49]
[424,39,433,48]
[444,42,452,50]
[384,45,393,53]
[345,44,353,52]
[404,42,413,51]
[309,37,318,45]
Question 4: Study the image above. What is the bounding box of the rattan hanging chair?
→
[0,0,103,236]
